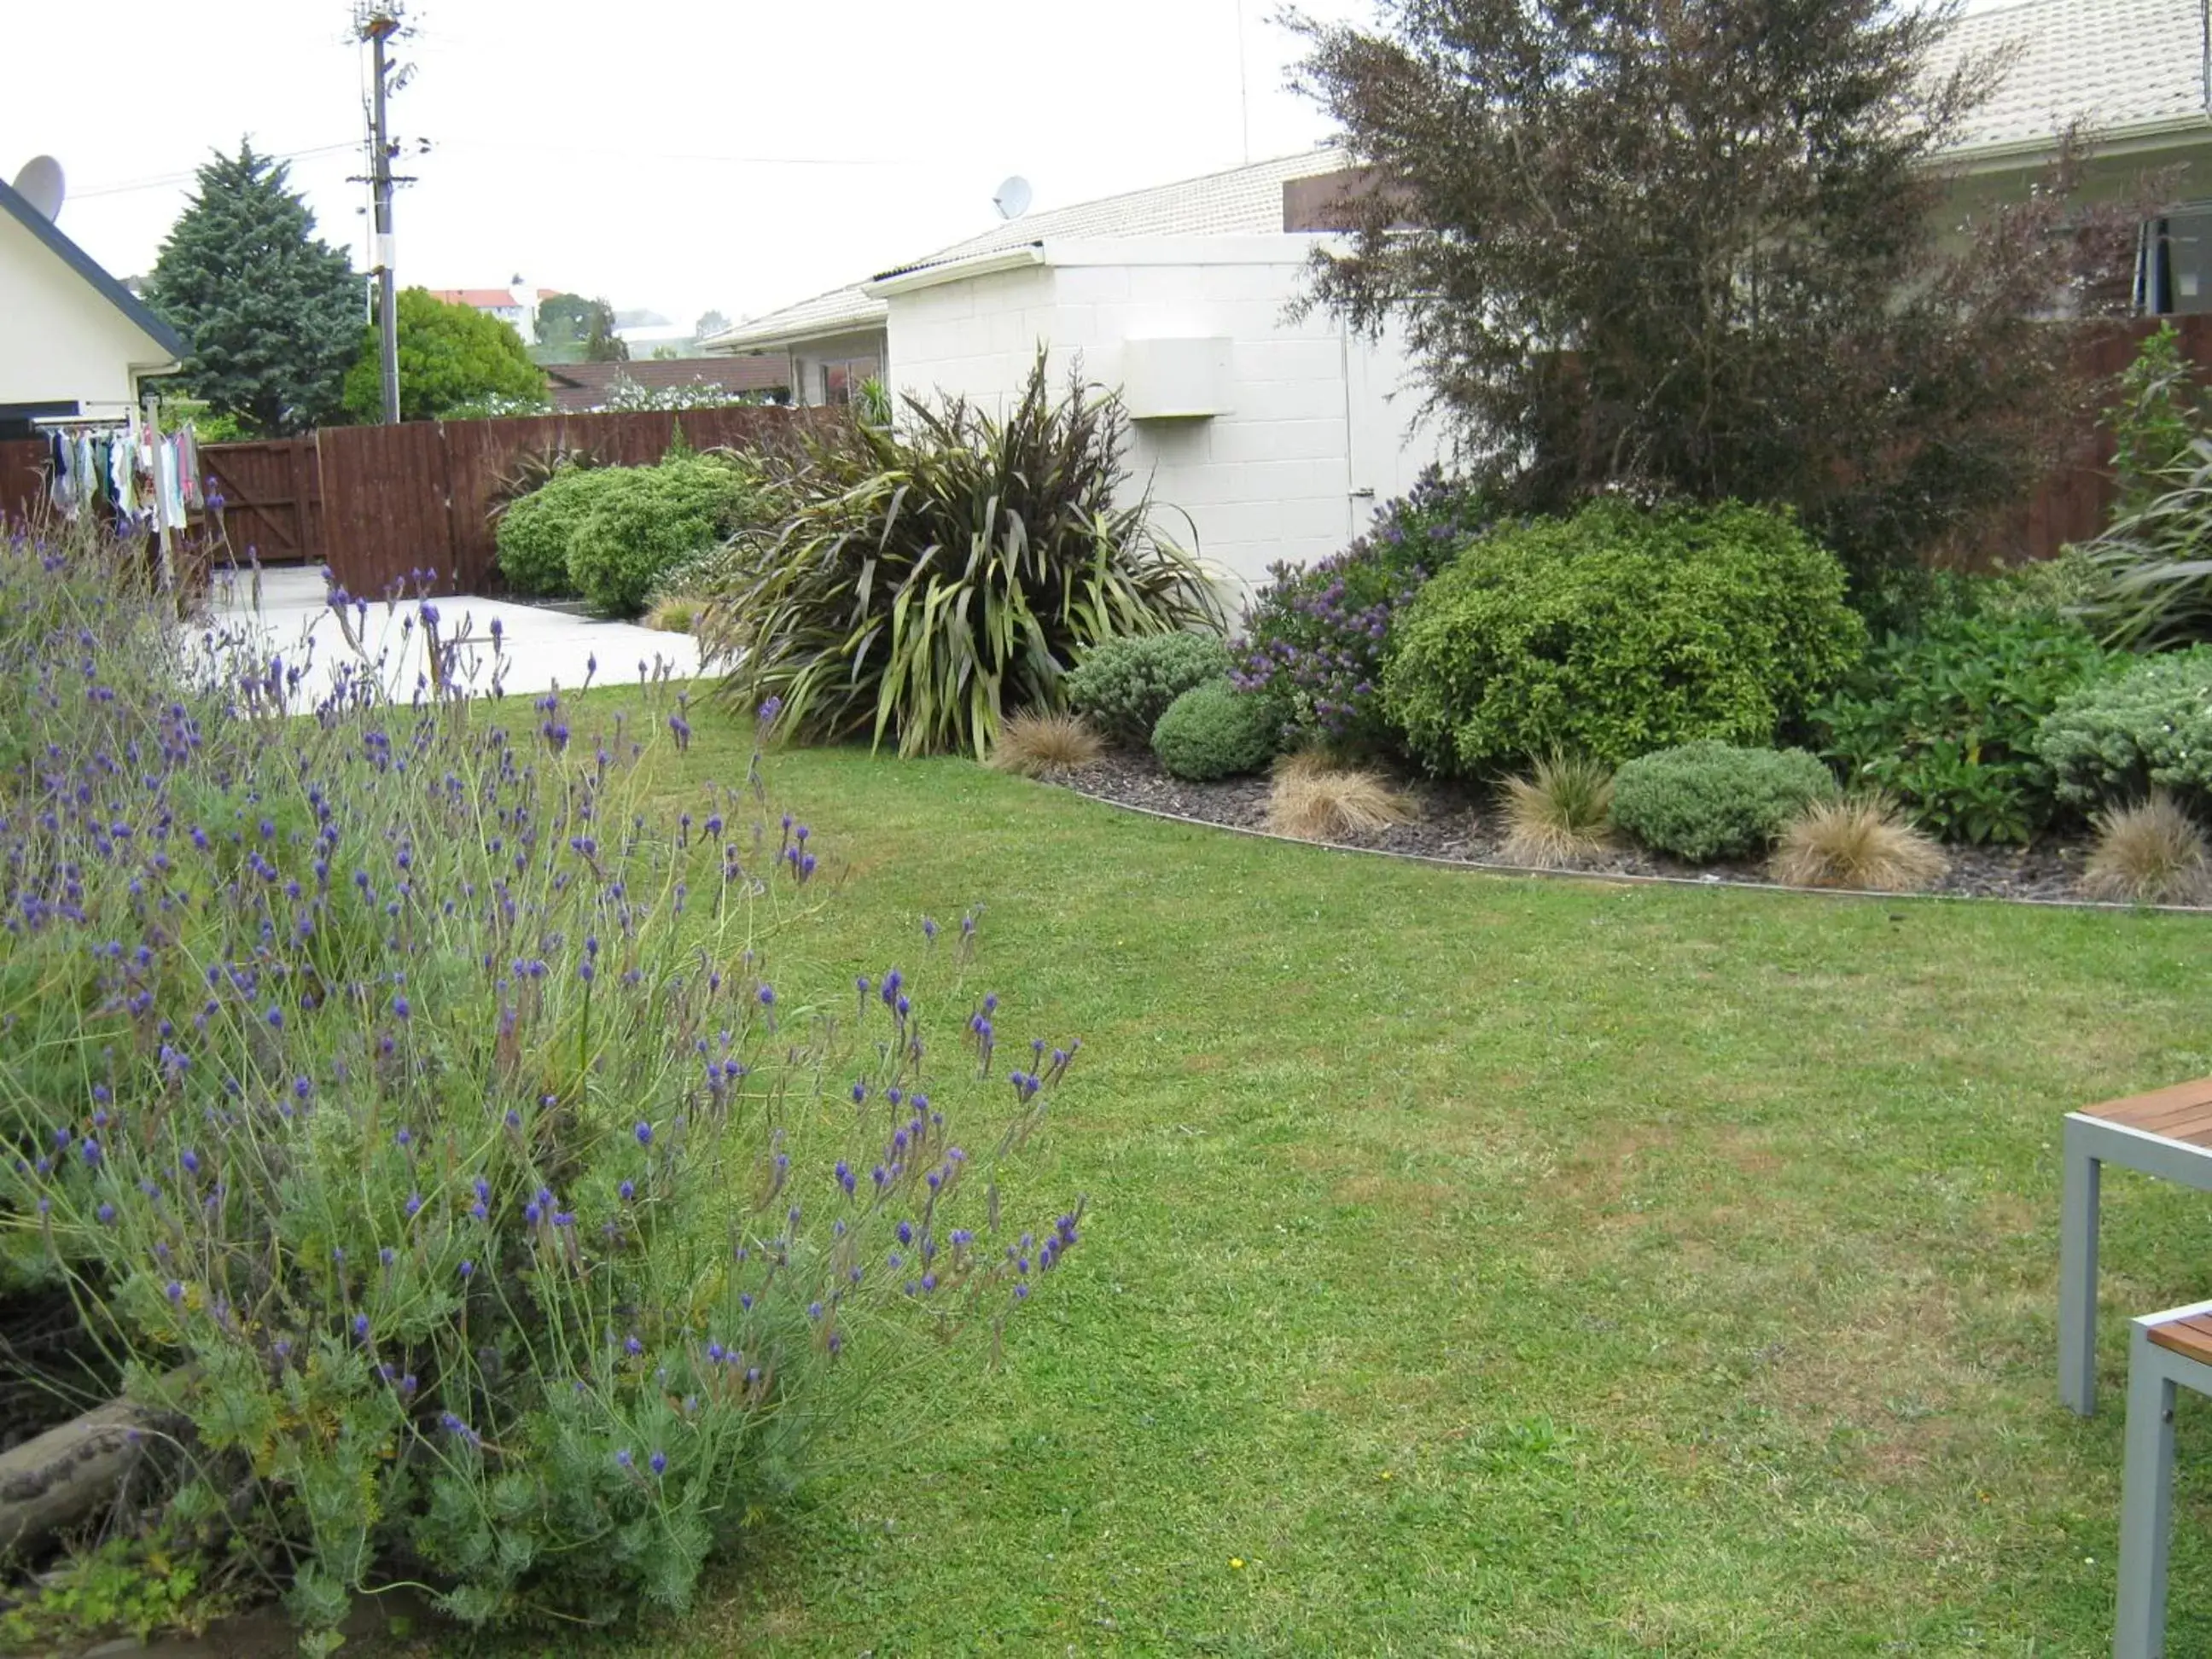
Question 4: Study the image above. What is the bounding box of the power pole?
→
[354,4,410,424]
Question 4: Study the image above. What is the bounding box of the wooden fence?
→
[201,437,322,565]
[317,405,839,595]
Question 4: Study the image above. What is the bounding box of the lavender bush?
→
[0,519,1084,1647]
[1231,469,1493,755]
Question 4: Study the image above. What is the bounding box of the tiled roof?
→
[428,288,530,309]
[879,147,1353,277]
[701,282,888,352]
[1935,0,2206,155]
[542,356,788,410]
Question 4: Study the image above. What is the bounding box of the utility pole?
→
[354,4,410,424]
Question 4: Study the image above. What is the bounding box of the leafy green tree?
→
[1293,0,2151,590]
[694,309,731,341]
[341,288,548,422]
[533,292,627,363]
[145,142,361,435]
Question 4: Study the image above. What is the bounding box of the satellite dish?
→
[992,175,1033,221]
[12,155,65,223]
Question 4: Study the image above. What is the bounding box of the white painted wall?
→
[882,236,1443,610]
[0,212,178,413]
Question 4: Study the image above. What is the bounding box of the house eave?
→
[1943,114,2212,177]
[864,246,1046,297]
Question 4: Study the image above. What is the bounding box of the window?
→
[2139,206,2212,315]
[816,358,881,407]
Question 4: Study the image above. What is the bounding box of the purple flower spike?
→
[649,1450,667,1476]
[634,1121,654,1147]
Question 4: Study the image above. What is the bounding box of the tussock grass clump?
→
[1768,796,1949,892]
[1265,757,1416,841]
[2081,793,2211,905]
[991,709,1105,777]
[643,596,700,634]
[1497,753,1615,867]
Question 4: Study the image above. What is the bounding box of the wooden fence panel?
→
[315,422,457,597]
[201,437,323,565]
[317,406,836,597]
[0,439,49,527]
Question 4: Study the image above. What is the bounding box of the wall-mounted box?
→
[1121,335,1232,419]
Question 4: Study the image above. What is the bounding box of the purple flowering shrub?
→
[0,525,1084,1644]
[1230,469,1494,754]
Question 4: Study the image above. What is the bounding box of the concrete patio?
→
[207,565,705,702]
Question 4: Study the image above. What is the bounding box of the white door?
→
[1343,319,1443,534]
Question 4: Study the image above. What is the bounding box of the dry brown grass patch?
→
[988,709,1104,777]
[1768,796,1947,892]
[2081,793,2211,905]
[1497,753,1615,867]
[1264,760,1417,841]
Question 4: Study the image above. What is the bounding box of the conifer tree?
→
[147,142,362,435]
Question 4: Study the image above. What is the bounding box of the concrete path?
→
[207,565,705,703]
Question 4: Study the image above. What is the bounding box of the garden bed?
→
[1044,748,2178,908]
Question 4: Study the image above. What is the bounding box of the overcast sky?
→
[6,0,1378,335]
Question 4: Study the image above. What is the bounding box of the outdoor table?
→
[2116,1295,2212,1656]
[2061,1078,2212,1417]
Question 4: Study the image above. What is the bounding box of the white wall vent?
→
[1121,336,1232,419]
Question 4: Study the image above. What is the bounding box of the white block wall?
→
[883,236,1443,611]
[0,211,174,412]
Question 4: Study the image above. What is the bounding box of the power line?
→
[71,143,360,200]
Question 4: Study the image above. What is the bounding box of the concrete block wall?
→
[884,237,1444,614]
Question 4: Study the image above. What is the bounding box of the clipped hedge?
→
[1382,501,1865,775]
[1151,680,1278,781]
[2037,644,2212,812]
[1065,632,1231,747]
[1611,741,1839,863]
[567,455,762,617]
[492,465,603,597]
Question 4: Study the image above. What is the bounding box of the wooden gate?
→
[201,437,323,566]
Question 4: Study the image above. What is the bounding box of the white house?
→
[0,172,183,436]
[705,0,2212,597]
[704,148,1439,597]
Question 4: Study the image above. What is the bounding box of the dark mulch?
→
[1040,748,2135,907]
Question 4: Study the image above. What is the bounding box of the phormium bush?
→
[1815,608,2114,845]
[1150,679,1279,781]
[1232,469,1493,754]
[1610,741,1840,863]
[1382,501,1865,776]
[2036,643,2212,814]
[1063,632,1231,748]
[0,523,1086,1648]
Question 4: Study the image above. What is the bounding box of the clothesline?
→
[44,407,202,533]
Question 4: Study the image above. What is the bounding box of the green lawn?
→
[476,712,2210,1655]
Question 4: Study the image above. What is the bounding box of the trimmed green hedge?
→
[1151,681,1278,781]
[493,466,603,598]
[1383,501,1865,774]
[2036,645,2212,812]
[1611,742,1839,863]
[1066,632,1231,747]
[495,456,764,615]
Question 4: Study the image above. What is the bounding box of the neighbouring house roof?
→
[702,148,1351,353]
[876,148,1354,281]
[1935,0,2209,159]
[428,287,533,309]
[0,175,186,361]
[701,282,888,354]
[541,355,789,411]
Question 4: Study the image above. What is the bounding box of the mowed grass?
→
[461,699,2211,1656]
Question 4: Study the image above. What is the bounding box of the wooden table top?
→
[2078,1078,2212,1149]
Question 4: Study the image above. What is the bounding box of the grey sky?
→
[5,0,1373,334]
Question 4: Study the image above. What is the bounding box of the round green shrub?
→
[1611,741,1840,863]
[1065,632,1232,747]
[493,465,604,597]
[2036,644,2212,813]
[1382,501,1866,775]
[567,456,761,617]
[1151,679,1278,781]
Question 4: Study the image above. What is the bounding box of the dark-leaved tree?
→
[533,293,627,363]
[146,143,362,435]
[1293,0,2153,590]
